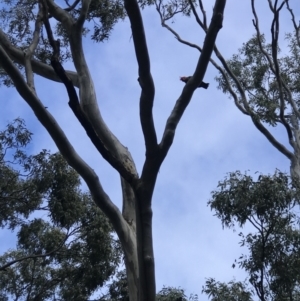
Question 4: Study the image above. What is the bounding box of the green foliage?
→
[87,0,126,42]
[215,33,300,126]
[155,0,193,21]
[0,0,126,86]
[156,286,198,301]
[100,270,129,300]
[0,119,122,301]
[204,171,300,301]
[202,278,253,301]
[99,272,199,300]
[0,0,125,44]
[0,120,200,300]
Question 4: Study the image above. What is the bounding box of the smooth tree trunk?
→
[0,0,227,300]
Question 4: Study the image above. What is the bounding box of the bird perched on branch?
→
[180,76,209,89]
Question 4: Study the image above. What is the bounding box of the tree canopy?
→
[0,119,200,301]
[203,171,300,301]
[0,0,226,299]
[0,119,122,300]
[0,0,299,300]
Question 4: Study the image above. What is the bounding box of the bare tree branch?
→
[41,4,139,186]
[185,3,251,116]
[122,0,166,298]
[0,252,53,272]
[0,44,132,250]
[124,0,157,154]
[213,45,249,106]
[77,0,91,27]
[0,29,79,87]
[44,0,73,28]
[198,0,208,29]
[250,114,293,160]
[193,0,294,161]
[156,3,249,115]
[159,0,226,160]
[42,0,139,189]
[222,23,295,160]
[65,0,81,12]
[159,0,294,161]
[285,0,300,47]
[157,15,202,52]
[270,2,294,144]
[188,0,206,30]
[267,0,275,13]
[251,0,276,73]
[24,3,43,91]
[40,3,139,295]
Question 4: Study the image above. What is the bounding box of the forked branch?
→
[0,45,129,245]
[159,0,226,161]
[156,0,299,159]
[0,28,79,86]
[156,4,249,115]
[270,2,294,144]
[24,3,43,91]
[43,0,139,186]
[41,1,139,187]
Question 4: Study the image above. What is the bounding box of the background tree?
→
[0,119,122,301]
[0,0,227,299]
[0,119,200,301]
[156,0,300,180]
[156,1,300,294]
[156,287,198,301]
[203,171,300,301]
[102,271,199,301]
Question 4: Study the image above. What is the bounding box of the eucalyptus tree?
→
[156,0,300,180]
[0,0,227,300]
[0,119,122,301]
[202,171,300,301]
[0,119,199,300]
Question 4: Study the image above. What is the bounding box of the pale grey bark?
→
[0,0,226,300]
[0,29,79,87]
[0,42,140,298]
[0,46,128,231]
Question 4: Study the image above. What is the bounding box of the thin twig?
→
[267,0,275,13]
[24,3,43,91]
[285,0,300,47]
[0,28,79,86]
[0,234,68,272]
[270,2,294,144]
[251,0,276,74]
[252,0,300,120]
[198,0,207,29]
[158,0,250,115]
[188,0,206,30]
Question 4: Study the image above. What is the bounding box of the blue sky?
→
[0,0,299,299]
